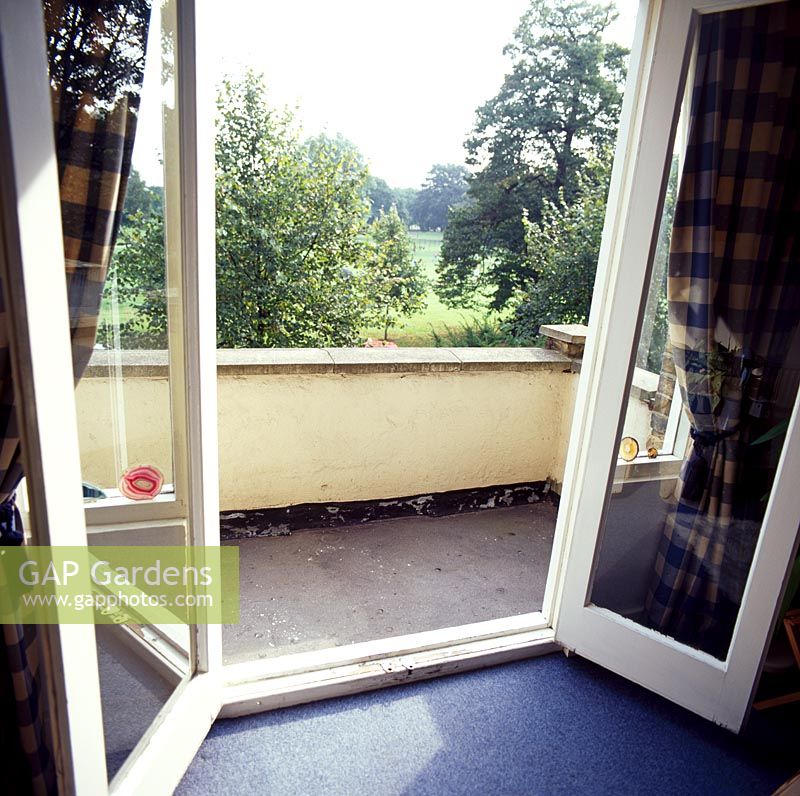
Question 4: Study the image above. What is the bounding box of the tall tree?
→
[365,176,416,224]
[437,0,627,310]
[107,73,440,349]
[366,175,396,221]
[411,163,469,230]
[367,206,428,340]
[214,76,375,347]
[122,168,162,222]
[393,188,419,225]
[110,71,378,348]
[508,153,611,341]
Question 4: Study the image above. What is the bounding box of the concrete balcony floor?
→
[223,502,558,665]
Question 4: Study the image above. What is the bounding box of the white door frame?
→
[0,0,221,793]
[109,0,223,791]
[0,2,107,791]
[551,0,800,732]
[191,0,800,730]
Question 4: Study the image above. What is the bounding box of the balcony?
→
[76,324,666,662]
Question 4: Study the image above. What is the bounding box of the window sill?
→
[614,454,684,483]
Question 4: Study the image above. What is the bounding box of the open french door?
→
[0,0,221,793]
[553,0,800,732]
[4,0,799,793]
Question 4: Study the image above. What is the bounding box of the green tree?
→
[393,188,418,224]
[507,154,611,341]
[367,205,428,340]
[110,71,380,348]
[104,209,168,347]
[102,169,167,347]
[636,156,678,372]
[215,96,373,347]
[411,163,469,230]
[437,0,627,311]
[122,168,162,222]
[108,73,439,349]
[366,175,396,221]
[365,176,416,224]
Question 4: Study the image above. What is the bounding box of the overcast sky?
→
[133,1,639,189]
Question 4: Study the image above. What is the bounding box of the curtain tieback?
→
[682,425,740,501]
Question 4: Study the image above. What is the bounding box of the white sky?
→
[133,1,639,189]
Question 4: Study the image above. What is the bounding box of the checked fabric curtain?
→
[646,2,800,659]
[0,2,150,792]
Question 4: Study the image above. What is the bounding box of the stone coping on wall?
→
[631,366,660,403]
[540,323,589,360]
[538,323,587,345]
[83,346,573,377]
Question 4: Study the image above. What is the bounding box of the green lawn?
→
[361,230,490,346]
[100,295,137,326]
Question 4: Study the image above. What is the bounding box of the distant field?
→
[361,230,490,346]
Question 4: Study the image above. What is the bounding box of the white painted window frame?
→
[109,0,224,790]
[0,3,107,791]
[551,0,800,733]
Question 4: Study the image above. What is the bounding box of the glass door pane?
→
[555,0,800,732]
[214,0,636,674]
[3,0,218,791]
[65,0,176,507]
[592,106,800,659]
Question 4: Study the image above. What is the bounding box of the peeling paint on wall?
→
[220,481,555,539]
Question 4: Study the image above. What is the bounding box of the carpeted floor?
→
[176,653,799,795]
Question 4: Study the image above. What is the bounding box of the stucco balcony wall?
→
[77,346,580,512]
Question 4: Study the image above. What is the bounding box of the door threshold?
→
[224,611,549,682]
[221,625,558,718]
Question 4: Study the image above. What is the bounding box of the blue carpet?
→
[177,653,799,795]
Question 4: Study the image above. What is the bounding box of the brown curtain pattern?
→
[646,2,800,659]
[0,2,150,793]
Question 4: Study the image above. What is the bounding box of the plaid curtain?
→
[646,2,800,659]
[0,2,150,793]
[46,0,152,377]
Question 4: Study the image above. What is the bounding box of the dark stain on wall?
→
[220,481,556,540]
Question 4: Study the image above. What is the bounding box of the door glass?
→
[618,153,682,458]
[590,3,800,661]
[44,0,189,780]
[57,0,176,506]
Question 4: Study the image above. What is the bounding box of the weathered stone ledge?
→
[631,366,660,403]
[84,346,573,377]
